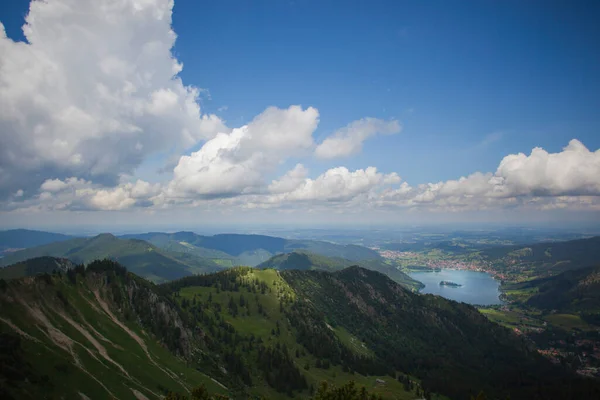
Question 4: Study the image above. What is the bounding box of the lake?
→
[408,269,504,305]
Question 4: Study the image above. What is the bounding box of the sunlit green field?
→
[479,307,545,330]
[177,268,418,399]
[545,314,590,331]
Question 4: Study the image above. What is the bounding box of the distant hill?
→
[0,256,75,280]
[480,236,600,280]
[286,239,380,261]
[0,234,223,282]
[122,231,381,267]
[506,264,600,314]
[0,229,73,255]
[258,250,423,291]
[257,250,348,271]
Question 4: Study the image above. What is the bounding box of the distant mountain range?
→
[2,258,598,400]
[120,231,381,266]
[0,229,73,255]
[0,232,420,291]
[0,229,388,285]
[0,233,223,282]
[479,236,600,280]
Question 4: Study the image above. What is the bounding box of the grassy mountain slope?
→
[3,258,600,399]
[257,251,423,291]
[0,229,73,254]
[505,264,600,314]
[0,234,223,283]
[122,232,381,266]
[479,236,600,280]
[2,259,416,400]
[258,251,350,271]
[162,265,600,400]
[0,261,227,400]
[281,267,600,400]
[0,257,75,280]
[161,268,417,400]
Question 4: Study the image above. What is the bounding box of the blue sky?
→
[174,0,600,182]
[0,0,599,229]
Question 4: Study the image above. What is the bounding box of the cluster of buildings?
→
[536,339,600,378]
[376,249,419,259]
[376,248,510,280]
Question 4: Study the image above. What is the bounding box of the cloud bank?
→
[1,0,598,221]
[0,0,225,197]
[374,139,600,212]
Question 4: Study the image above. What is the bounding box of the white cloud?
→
[40,178,74,193]
[0,0,226,197]
[496,139,600,196]
[315,118,401,159]
[84,180,161,211]
[10,177,162,212]
[268,164,309,194]
[269,166,400,203]
[166,106,319,198]
[0,1,597,220]
[3,138,600,215]
[374,139,600,211]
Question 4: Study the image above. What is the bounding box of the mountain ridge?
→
[257,250,423,291]
[3,257,600,399]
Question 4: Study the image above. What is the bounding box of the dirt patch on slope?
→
[57,311,130,377]
[0,316,42,343]
[130,388,151,400]
[17,301,117,398]
[92,289,189,392]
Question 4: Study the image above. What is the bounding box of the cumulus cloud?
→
[3,177,162,212]
[3,136,600,214]
[268,166,400,203]
[315,118,401,159]
[166,106,319,198]
[496,139,600,196]
[84,180,162,211]
[0,0,226,197]
[374,139,600,211]
[268,164,309,194]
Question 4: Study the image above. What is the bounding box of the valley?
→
[370,231,600,381]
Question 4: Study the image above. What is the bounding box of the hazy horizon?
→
[2,221,600,238]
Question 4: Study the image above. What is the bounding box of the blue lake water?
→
[408,269,504,305]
